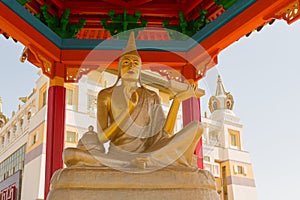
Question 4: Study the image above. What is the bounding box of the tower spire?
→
[208,75,234,113]
[215,75,226,96]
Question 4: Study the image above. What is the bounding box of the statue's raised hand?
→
[175,84,200,101]
[128,91,139,113]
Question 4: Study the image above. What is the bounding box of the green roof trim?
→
[163,10,210,39]
[1,0,256,51]
[16,0,30,6]
[35,5,86,38]
[214,0,238,10]
[101,9,148,39]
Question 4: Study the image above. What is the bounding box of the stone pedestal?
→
[47,167,219,200]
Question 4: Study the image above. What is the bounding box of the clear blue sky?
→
[1,20,300,199]
[0,39,39,117]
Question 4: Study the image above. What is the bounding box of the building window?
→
[39,84,47,109]
[213,101,218,110]
[7,131,10,142]
[12,124,17,133]
[33,134,37,144]
[237,165,243,174]
[209,132,219,145]
[233,164,244,175]
[27,110,31,120]
[42,90,47,107]
[226,100,232,109]
[66,89,74,105]
[87,94,96,110]
[213,165,220,177]
[230,134,237,147]
[0,145,26,182]
[31,132,38,145]
[28,132,39,146]
[228,129,240,149]
[20,116,24,127]
[204,156,210,162]
[66,131,77,143]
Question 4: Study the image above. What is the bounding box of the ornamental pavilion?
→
[0,0,299,198]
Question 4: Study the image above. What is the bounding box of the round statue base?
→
[47,167,219,200]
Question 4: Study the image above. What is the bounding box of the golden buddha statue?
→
[63,32,203,170]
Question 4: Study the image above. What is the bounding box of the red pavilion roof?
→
[0,0,299,82]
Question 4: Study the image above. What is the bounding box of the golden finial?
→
[217,75,222,83]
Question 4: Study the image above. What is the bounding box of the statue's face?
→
[119,54,141,81]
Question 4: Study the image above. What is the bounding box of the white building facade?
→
[202,75,257,200]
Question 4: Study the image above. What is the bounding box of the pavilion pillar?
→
[44,76,66,199]
[182,97,203,169]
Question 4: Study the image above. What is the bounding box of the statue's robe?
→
[64,87,202,169]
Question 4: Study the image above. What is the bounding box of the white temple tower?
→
[202,75,257,200]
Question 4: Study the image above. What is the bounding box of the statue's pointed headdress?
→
[122,32,140,57]
[114,32,142,85]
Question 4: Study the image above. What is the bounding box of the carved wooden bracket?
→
[275,0,300,24]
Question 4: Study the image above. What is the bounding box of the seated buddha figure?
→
[63,32,203,169]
